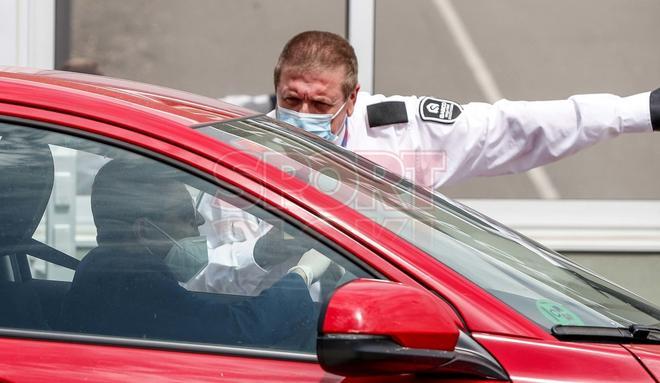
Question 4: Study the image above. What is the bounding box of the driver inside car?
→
[59,159,319,348]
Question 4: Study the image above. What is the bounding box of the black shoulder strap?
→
[367,101,409,128]
[22,239,80,270]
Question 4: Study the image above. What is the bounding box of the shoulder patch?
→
[419,97,462,124]
[367,101,408,128]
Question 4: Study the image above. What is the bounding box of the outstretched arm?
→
[402,90,657,187]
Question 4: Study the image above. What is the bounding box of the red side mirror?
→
[321,279,460,350]
[318,279,461,376]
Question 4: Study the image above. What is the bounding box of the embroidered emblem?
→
[419,97,462,124]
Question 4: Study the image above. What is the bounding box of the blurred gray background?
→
[59,0,660,303]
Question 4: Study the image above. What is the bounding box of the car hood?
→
[624,345,660,380]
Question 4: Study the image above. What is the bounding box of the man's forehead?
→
[280,66,345,87]
[278,67,345,99]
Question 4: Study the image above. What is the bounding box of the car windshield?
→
[198,116,660,331]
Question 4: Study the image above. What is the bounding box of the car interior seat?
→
[0,134,55,330]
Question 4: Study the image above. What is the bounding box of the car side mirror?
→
[317,279,508,380]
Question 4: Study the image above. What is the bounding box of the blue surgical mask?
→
[276,102,347,142]
[145,219,208,283]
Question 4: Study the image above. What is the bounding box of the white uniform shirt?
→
[333,91,653,189]
[193,90,658,296]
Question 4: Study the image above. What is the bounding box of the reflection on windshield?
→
[198,117,660,331]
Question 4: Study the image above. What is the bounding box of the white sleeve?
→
[185,238,268,295]
[191,193,276,295]
[411,92,653,187]
[197,193,264,248]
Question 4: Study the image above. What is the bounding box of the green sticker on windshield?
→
[536,299,584,326]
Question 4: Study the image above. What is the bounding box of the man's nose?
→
[299,102,313,114]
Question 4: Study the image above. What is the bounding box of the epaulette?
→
[367,101,409,128]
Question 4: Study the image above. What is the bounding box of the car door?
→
[0,110,390,382]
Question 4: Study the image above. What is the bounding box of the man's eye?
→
[314,102,332,112]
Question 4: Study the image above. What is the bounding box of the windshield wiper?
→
[552,325,660,344]
[630,325,660,342]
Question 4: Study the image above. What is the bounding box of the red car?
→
[0,67,658,382]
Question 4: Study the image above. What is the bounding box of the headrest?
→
[0,139,55,245]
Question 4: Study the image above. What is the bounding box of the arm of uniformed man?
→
[360,88,660,189]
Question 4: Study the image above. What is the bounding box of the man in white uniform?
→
[271,31,659,189]
[193,30,659,296]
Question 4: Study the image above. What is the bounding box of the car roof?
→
[0,67,259,126]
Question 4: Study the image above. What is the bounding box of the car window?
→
[199,116,660,331]
[0,121,371,353]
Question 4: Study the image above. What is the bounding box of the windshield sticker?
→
[536,299,584,326]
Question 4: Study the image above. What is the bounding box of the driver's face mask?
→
[144,219,208,283]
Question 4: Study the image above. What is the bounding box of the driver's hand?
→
[288,249,332,287]
[253,225,313,270]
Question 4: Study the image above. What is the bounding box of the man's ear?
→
[346,83,360,116]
